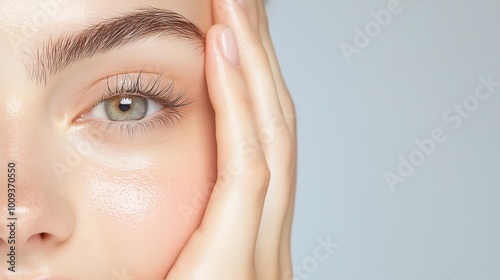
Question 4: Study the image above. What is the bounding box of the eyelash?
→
[88,71,191,138]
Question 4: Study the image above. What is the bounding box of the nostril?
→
[39,232,48,241]
[26,232,52,244]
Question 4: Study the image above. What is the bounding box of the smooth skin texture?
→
[166,0,297,279]
[0,0,296,279]
[1,1,217,278]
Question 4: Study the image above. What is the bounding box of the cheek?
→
[85,167,213,275]
[72,108,216,278]
[78,154,215,277]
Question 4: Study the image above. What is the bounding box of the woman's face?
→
[0,0,216,278]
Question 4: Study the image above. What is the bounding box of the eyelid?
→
[74,71,192,138]
[93,71,191,110]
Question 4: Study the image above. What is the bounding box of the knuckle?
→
[261,125,294,154]
[284,106,297,134]
[257,171,271,198]
[259,162,272,184]
[224,159,270,200]
[245,158,271,196]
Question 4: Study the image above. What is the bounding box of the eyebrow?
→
[24,7,206,85]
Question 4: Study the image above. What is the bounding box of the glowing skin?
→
[0,0,297,279]
[0,0,215,278]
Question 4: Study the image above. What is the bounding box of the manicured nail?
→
[218,27,240,67]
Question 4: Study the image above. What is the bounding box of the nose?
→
[0,89,75,258]
[0,161,75,256]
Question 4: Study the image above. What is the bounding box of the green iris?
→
[104,95,148,121]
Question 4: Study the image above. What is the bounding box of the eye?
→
[83,94,165,122]
[74,72,191,139]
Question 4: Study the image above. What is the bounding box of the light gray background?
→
[267,0,500,279]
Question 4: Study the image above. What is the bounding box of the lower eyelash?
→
[89,108,184,139]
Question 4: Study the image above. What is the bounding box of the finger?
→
[225,0,296,134]
[255,0,297,134]
[255,4,298,278]
[236,0,260,31]
[279,161,296,278]
[233,0,297,137]
[214,0,290,148]
[166,24,269,279]
[213,1,295,278]
[251,1,298,275]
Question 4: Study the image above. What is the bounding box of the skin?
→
[0,0,296,279]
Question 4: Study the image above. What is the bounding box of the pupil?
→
[119,104,131,112]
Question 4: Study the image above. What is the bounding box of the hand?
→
[166,0,297,279]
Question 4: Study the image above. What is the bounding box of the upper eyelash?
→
[87,71,192,138]
[91,70,191,110]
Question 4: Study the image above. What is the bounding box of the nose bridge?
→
[0,27,47,183]
[0,33,75,254]
[3,89,39,185]
[0,82,75,253]
[0,83,27,237]
[1,80,34,158]
[0,83,40,239]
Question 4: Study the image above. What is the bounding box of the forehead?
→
[0,0,212,30]
[0,0,211,85]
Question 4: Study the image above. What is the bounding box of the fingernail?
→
[218,27,240,67]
